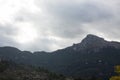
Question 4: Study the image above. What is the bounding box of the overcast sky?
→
[0,0,120,51]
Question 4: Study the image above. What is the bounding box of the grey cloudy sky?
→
[0,0,120,51]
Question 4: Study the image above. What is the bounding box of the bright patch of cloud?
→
[13,22,38,44]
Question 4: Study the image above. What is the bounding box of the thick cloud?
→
[0,24,19,46]
[0,0,120,51]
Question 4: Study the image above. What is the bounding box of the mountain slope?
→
[0,60,67,80]
[0,34,120,79]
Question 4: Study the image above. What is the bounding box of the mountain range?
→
[0,34,120,79]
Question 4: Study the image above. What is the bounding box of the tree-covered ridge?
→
[0,60,67,80]
[0,60,102,80]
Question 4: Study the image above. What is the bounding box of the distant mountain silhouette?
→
[0,34,120,79]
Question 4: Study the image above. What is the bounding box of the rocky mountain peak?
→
[64,34,120,52]
[72,34,108,52]
[80,34,106,47]
[82,34,104,43]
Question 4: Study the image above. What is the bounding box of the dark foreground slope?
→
[0,60,102,80]
[0,60,67,80]
[0,34,120,79]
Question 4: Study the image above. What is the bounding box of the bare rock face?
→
[80,34,106,48]
[72,34,120,52]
